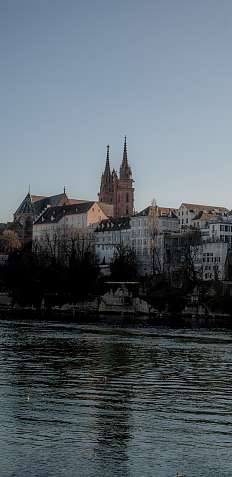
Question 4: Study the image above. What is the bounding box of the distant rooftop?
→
[95,216,130,232]
[134,206,177,218]
[181,202,228,212]
[34,202,95,225]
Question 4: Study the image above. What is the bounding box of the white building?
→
[192,241,228,281]
[33,201,108,253]
[177,203,228,230]
[94,217,131,265]
[131,206,179,274]
[207,215,232,245]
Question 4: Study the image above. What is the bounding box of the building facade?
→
[177,203,228,230]
[130,205,179,274]
[192,242,228,281]
[33,202,108,254]
[94,217,131,265]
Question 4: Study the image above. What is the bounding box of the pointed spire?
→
[104,144,111,176]
[120,136,132,179]
[122,136,128,167]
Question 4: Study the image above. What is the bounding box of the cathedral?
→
[11,137,134,246]
[98,137,134,217]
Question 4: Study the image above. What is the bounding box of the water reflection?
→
[93,342,133,477]
[0,320,232,476]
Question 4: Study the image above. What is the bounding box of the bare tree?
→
[0,230,21,253]
[148,199,162,274]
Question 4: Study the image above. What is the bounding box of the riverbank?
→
[0,306,232,328]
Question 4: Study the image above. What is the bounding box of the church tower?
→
[98,145,114,205]
[114,137,134,217]
[98,138,134,217]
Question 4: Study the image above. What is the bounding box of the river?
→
[0,318,232,476]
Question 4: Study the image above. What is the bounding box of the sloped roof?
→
[34,202,95,225]
[33,193,68,217]
[192,211,216,221]
[14,193,34,216]
[134,206,177,218]
[14,192,69,220]
[68,198,88,205]
[98,202,114,218]
[31,195,47,202]
[181,202,228,212]
[95,216,130,232]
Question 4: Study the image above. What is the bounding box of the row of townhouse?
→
[31,198,232,281]
[95,206,180,275]
[95,206,232,280]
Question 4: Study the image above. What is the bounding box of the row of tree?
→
[0,230,227,313]
[0,235,140,307]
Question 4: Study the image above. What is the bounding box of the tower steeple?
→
[120,136,132,180]
[98,144,114,204]
[104,144,111,176]
[122,136,128,167]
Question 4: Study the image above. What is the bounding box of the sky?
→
[1,0,232,221]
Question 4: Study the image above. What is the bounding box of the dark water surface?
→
[0,319,232,476]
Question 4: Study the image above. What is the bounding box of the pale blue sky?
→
[1,0,232,221]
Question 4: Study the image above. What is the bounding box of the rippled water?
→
[1,319,232,476]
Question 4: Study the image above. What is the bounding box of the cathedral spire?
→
[120,136,131,180]
[104,144,111,176]
[122,136,128,167]
[98,144,114,204]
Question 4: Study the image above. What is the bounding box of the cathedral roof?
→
[68,198,88,205]
[14,192,69,220]
[14,193,34,216]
